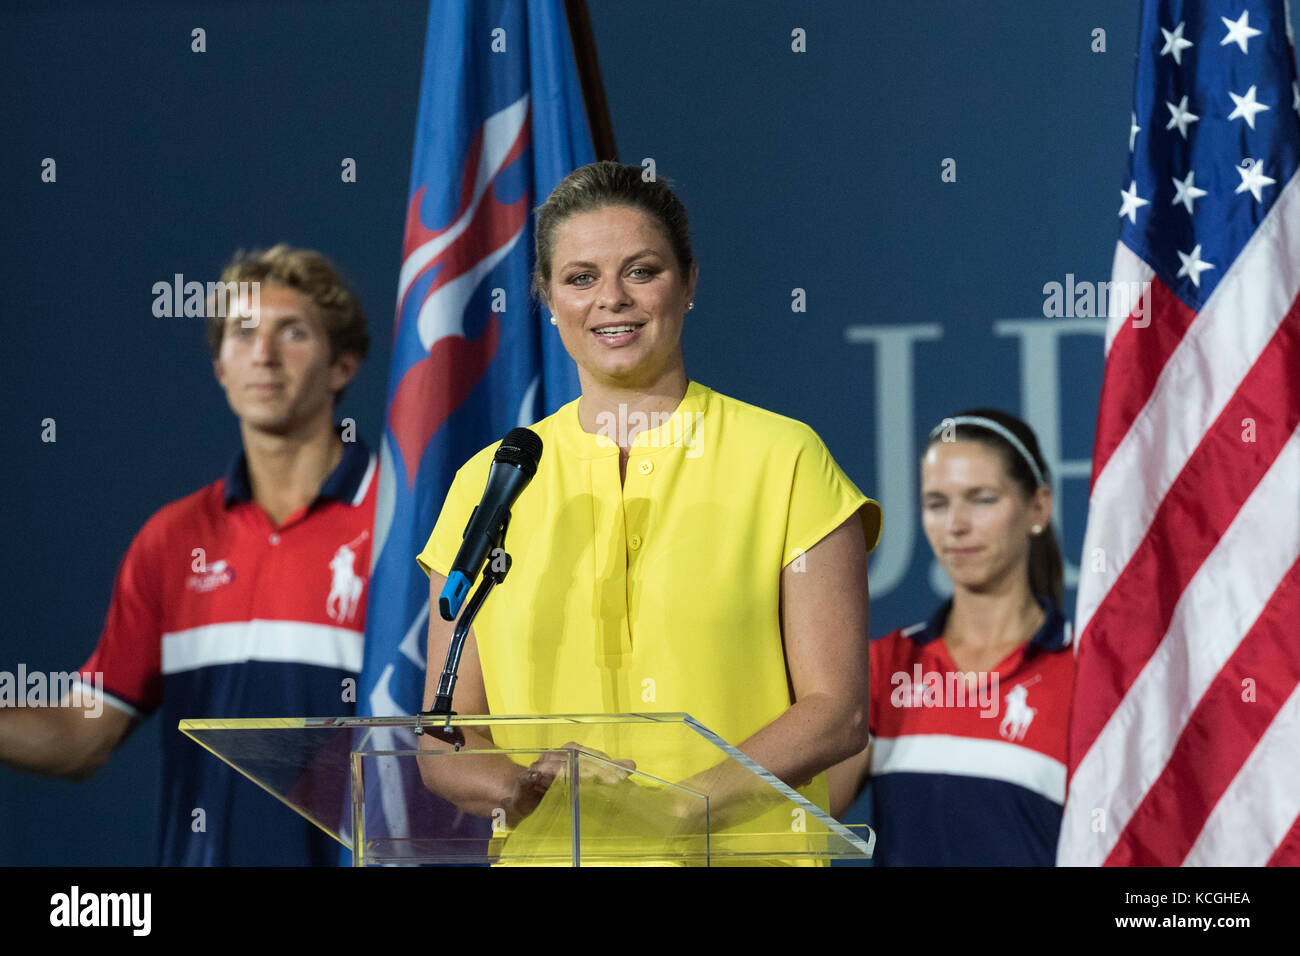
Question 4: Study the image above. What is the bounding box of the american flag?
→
[1058,0,1300,866]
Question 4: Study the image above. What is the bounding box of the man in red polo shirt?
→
[0,245,376,865]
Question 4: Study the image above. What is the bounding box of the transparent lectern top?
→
[179,712,873,866]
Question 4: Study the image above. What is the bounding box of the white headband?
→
[929,415,1049,488]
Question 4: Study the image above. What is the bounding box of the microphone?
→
[438,427,543,621]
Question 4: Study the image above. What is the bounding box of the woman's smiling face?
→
[544,204,697,390]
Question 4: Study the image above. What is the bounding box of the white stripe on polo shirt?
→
[161,619,364,675]
[70,679,144,721]
[871,733,1066,805]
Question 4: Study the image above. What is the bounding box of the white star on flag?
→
[1160,22,1194,64]
[1171,170,1207,214]
[1234,160,1277,202]
[1166,95,1200,138]
[1227,85,1270,129]
[1130,111,1141,151]
[1119,180,1150,223]
[1175,243,1214,286]
[1220,10,1262,53]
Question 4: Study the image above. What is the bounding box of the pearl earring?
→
[687,301,694,311]
[1031,524,1042,535]
[550,316,558,325]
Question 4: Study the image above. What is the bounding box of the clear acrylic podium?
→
[179,713,874,866]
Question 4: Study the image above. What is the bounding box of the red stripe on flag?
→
[387,316,501,486]
[1102,558,1300,866]
[401,128,487,261]
[1090,280,1198,488]
[1070,303,1300,768]
[1266,812,1300,865]
[397,117,532,319]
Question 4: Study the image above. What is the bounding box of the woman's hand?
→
[503,742,636,827]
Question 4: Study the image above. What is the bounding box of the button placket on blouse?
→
[624,454,655,554]
[621,449,660,659]
[590,452,633,661]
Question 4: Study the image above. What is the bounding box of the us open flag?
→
[347,0,592,855]
[1058,1,1300,866]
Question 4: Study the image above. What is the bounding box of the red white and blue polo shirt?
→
[78,433,377,866]
[868,597,1075,866]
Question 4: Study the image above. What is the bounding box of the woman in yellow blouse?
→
[416,162,882,847]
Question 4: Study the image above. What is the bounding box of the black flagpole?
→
[564,0,618,161]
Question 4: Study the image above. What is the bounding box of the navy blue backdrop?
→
[1,0,1220,864]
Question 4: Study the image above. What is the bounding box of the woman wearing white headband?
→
[830,408,1076,866]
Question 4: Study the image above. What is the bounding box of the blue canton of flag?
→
[1123,1,1300,305]
[346,0,594,862]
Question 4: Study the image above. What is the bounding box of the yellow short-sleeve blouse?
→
[417,380,882,806]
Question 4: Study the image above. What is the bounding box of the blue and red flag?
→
[350,0,594,859]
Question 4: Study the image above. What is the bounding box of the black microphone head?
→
[494,427,543,478]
